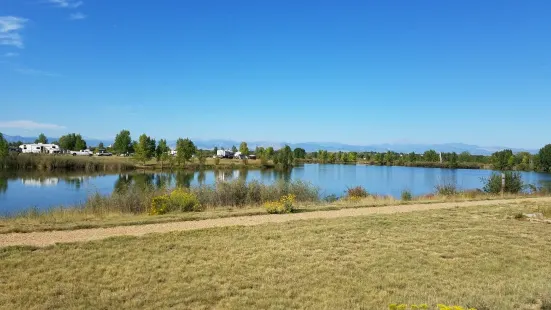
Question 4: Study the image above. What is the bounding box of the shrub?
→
[513,212,524,219]
[264,194,296,214]
[324,194,339,203]
[401,190,413,201]
[150,195,171,215]
[481,171,524,194]
[346,186,368,199]
[435,183,458,196]
[170,188,203,212]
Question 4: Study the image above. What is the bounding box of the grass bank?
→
[2,202,551,309]
[0,180,320,233]
[0,154,135,172]
[1,178,545,234]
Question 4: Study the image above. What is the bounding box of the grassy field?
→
[1,201,551,309]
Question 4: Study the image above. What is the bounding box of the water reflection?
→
[2,165,551,215]
[197,171,206,185]
[175,171,194,188]
[0,177,6,193]
[22,177,59,187]
[155,174,172,189]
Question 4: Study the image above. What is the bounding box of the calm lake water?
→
[1,164,551,215]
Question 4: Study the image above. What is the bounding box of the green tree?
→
[348,152,357,162]
[148,138,156,158]
[213,146,218,155]
[133,134,155,165]
[156,139,170,170]
[255,146,265,158]
[231,145,238,153]
[265,147,275,159]
[384,151,394,165]
[75,137,87,151]
[275,145,294,169]
[113,130,132,155]
[98,142,104,149]
[328,152,336,163]
[491,149,514,170]
[58,133,87,151]
[340,152,348,163]
[0,133,9,159]
[176,138,196,166]
[407,152,416,163]
[539,144,551,172]
[423,150,439,162]
[449,152,458,168]
[8,141,23,147]
[197,151,207,167]
[458,151,472,163]
[35,133,48,144]
[239,142,249,156]
[375,153,384,165]
[293,148,306,159]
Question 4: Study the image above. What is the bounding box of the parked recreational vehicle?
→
[216,150,234,158]
[19,143,61,154]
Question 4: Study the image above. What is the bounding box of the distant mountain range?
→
[3,135,537,155]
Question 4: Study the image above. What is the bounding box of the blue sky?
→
[1,0,550,148]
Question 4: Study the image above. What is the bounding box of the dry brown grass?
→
[0,193,544,234]
[1,202,551,309]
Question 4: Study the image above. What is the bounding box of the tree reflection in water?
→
[175,171,194,188]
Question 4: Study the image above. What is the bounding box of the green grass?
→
[1,202,551,309]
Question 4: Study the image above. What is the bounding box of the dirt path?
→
[1,197,550,248]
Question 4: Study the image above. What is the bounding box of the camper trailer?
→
[216,150,234,158]
[19,143,61,154]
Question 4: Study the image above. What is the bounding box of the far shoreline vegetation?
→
[1,130,551,173]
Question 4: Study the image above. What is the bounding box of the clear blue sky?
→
[1,0,550,148]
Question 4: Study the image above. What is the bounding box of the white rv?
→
[216,150,234,158]
[19,143,61,154]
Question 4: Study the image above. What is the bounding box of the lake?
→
[1,164,551,215]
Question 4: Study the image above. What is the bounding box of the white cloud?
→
[0,16,28,48]
[3,52,19,57]
[49,0,83,8]
[14,66,60,77]
[69,12,87,20]
[0,120,66,130]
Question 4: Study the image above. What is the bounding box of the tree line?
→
[2,131,551,173]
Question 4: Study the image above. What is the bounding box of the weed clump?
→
[401,190,413,201]
[264,194,296,214]
[150,188,202,215]
[346,186,369,200]
[435,183,458,196]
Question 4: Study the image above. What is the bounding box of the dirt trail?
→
[1,197,550,248]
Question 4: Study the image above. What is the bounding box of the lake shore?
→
[1,191,547,234]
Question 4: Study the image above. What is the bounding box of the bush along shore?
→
[3,172,550,234]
